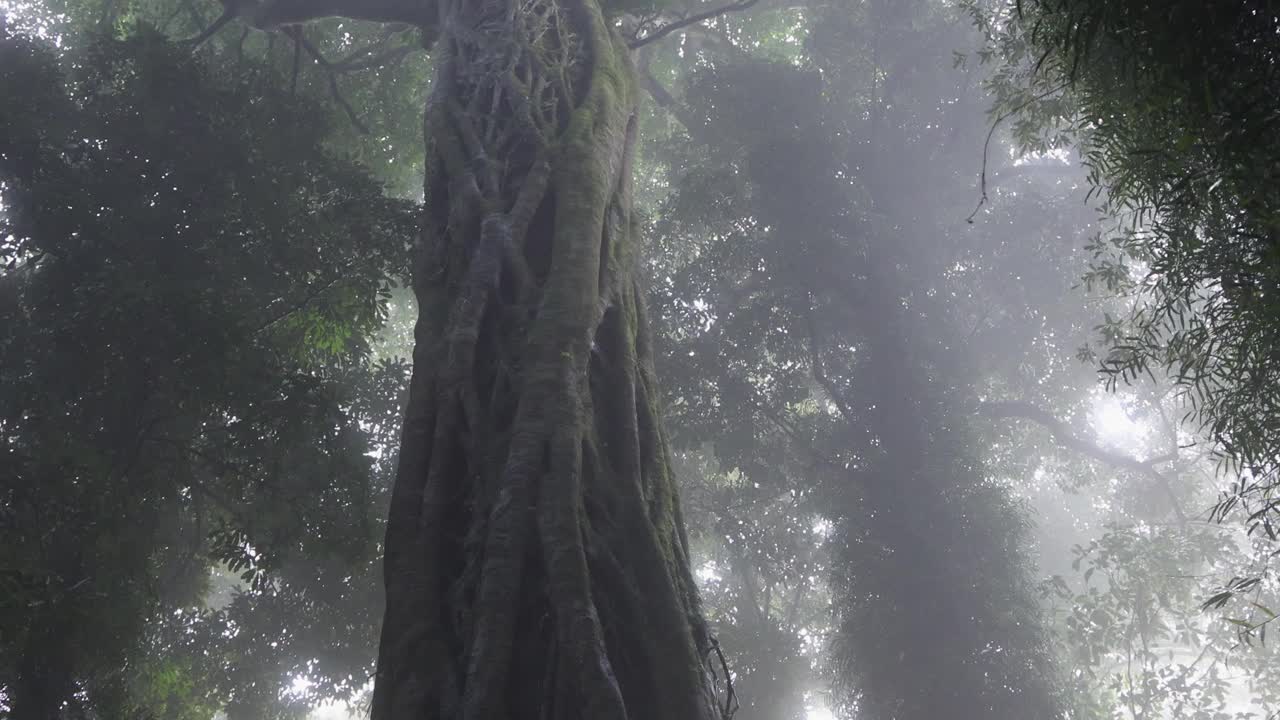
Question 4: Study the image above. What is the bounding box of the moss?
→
[373,3,719,719]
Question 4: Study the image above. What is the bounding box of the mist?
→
[3,1,1279,719]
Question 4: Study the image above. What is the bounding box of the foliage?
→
[1045,524,1254,719]
[0,26,415,717]
[637,1,1081,715]
[972,0,1280,574]
[7,0,1280,718]
[33,0,436,195]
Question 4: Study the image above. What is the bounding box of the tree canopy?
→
[974,0,1280,563]
[3,0,1280,719]
[1,24,415,718]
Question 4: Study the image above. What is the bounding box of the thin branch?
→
[628,0,761,49]
[183,5,237,48]
[635,44,676,108]
[181,0,213,40]
[285,26,371,134]
[332,42,418,73]
[160,3,188,33]
[707,636,740,720]
[980,399,1189,524]
[252,0,435,29]
[332,23,411,63]
[234,25,250,64]
[805,299,858,426]
[255,257,362,334]
[965,81,1069,223]
[290,29,302,92]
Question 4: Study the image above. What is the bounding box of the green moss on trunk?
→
[371,2,723,718]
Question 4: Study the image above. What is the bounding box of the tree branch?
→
[183,4,237,48]
[965,81,1069,223]
[628,0,761,49]
[635,45,676,109]
[805,301,858,426]
[290,28,302,92]
[285,25,370,134]
[339,21,412,52]
[980,399,1189,524]
[252,0,435,29]
[332,43,418,73]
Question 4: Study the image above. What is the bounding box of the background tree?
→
[9,0,1280,718]
[156,1,762,718]
[0,25,416,718]
[971,0,1280,583]
[634,1,1081,716]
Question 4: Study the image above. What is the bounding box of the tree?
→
[187,1,756,717]
[640,0,1069,712]
[0,26,417,717]
[26,0,1268,716]
[972,0,1280,571]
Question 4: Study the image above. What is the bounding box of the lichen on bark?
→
[371,1,724,718]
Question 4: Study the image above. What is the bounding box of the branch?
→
[252,0,435,29]
[332,43,418,73]
[805,301,858,426]
[628,0,761,49]
[323,22,422,72]
[290,28,302,92]
[635,45,676,108]
[285,26,370,134]
[634,43,722,148]
[183,4,237,48]
[255,256,362,334]
[185,0,433,50]
[965,82,1069,223]
[707,636,740,720]
[980,400,1189,524]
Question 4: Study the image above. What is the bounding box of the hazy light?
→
[1089,392,1150,455]
[288,676,313,698]
[806,704,836,720]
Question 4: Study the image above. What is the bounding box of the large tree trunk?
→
[371,2,722,718]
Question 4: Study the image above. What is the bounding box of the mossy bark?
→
[371,2,720,718]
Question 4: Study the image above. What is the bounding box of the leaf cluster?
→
[976,0,1280,559]
[0,27,415,718]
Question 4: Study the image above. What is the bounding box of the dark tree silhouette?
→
[240,1,743,718]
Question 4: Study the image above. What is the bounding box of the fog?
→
[3,1,1279,719]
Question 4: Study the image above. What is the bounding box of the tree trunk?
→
[371,2,722,718]
[11,614,75,720]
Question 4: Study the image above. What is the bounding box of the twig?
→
[160,3,187,33]
[707,636,739,719]
[332,23,416,68]
[286,26,371,134]
[183,2,234,48]
[805,298,858,425]
[980,399,1189,525]
[290,30,302,93]
[255,257,362,334]
[628,0,761,49]
[235,26,250,64]
[332,43,418,73]
[965,81,1069,223]
[635,44,676,108]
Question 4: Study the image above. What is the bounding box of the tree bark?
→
[365,2,722,718]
